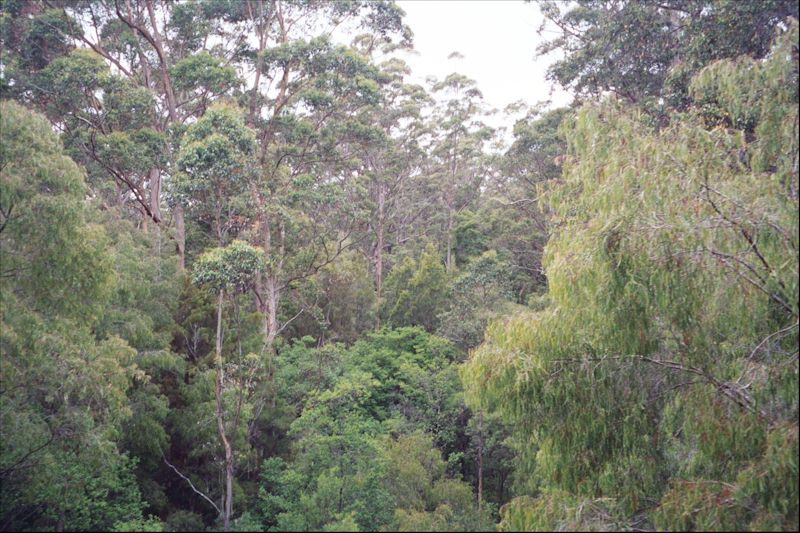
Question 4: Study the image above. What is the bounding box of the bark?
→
[214,290,234,532]
[374,180,385,328]
[265,273,280,355]
[143,0,178,122]
[446,210,454,273]
[116,0,187,268]
[174,204,185,272]
[148,167,162,252]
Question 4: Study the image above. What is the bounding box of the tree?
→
[193,240,266,532]
[427,73,496,273]
[256,328,491,531]
[537,0,798,109]
[381,244,449,332]
[0,101,148,531]
[437,250,516,350]
[1,0,249,268]
[337,48,434,324]
[174,103,257,246]
[463,22,799,530]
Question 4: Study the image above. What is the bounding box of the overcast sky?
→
[395,0,573,132]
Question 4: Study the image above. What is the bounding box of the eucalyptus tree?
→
[193,240,266,532]
[463,23,799,530]
[174,103,257,247]
[483,105,571,301]
[234,4,410,357]
[537,0,798,109]
[0,101,148,531]
[427,72,496,273]
[344,48,435,319]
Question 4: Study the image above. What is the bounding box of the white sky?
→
[396,0,573,132]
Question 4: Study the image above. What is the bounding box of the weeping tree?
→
[463,21,798,531]
[192,240,265,532]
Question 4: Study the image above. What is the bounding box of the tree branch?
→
[162,456,221,515]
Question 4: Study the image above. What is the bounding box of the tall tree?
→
[192,240,265,532]
[463,22,799,530]
[240,5,410,359]
[0,101,148,532]
[537,0,798,108]
[427,72,495,272]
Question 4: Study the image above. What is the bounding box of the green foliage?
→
[112,516,165,532]
[497,492,618,532]
[381,243,449,331]
[0,6,80,95]
[539,0,798,107]
[464,22,799,531]
[297,250,377,344]
[0,100,113,320]
[164,510,206,532]
[388,433,495,532]
[171,52,238,95]
[438,250,516,349]
[2,3,797,531]
[193,240,266,294]
[175,103,256,241]
[254,328,489,531]
[0,105,145,533]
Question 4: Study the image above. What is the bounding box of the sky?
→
[395,0,573,132]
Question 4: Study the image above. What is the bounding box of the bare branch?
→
[162,456,221,515]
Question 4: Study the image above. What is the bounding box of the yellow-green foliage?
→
[463,21,799,531]
[498,492,618,532]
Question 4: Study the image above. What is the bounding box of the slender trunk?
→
[214,290,234,532]
[142,0,187,269]
[446,210,454,273]
[148,167,162,253]
[214,199,224,246]
[259,213,280,398]
[265,274,279,355]
[477,410,484,510]
[374,181,385,329]
[175,204,185,271]
[446,128,459,273]
[148,168,161,222]
[144,0,178,122]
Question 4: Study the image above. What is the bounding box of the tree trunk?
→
[477,410,484,510]
[175,204,185,272]
[374,181,385,329]
[264,273,280,368]
[148,167,162,254]
[446,210,454,273]
[214,290,233,532]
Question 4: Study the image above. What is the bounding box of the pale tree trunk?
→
[374,181,385,329]
[446,129,459,273]
[265,274,280,356]
[143,0,186,270]
[214,290,234,532]
[174,204,185,272]
[258,214,280,393]
[446,209,454,273]
[148,167,162,254]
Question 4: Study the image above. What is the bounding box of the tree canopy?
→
[1,1,797,531]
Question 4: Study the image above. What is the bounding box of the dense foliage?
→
[464,18,799,532]
[1,1,797,531]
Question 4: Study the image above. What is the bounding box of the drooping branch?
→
[549,354,773,422]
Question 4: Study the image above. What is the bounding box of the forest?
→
[0,0,797,531]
